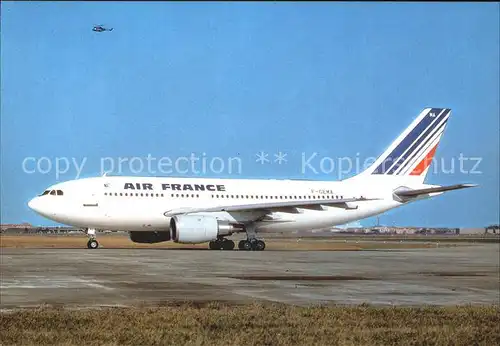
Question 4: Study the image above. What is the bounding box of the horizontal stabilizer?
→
[394,183,478,198]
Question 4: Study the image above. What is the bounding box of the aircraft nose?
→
[28,197,40,213]
[28,197,36,211]
[28,196,59,220]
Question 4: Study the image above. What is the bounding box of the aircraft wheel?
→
[238,240,246,250]
[87,239,99,249]
[241,240,253,251]
[253,240,265,251]
[223,239,235,250]
[209,241,220,250]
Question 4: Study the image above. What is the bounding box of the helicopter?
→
[92,25,113,32]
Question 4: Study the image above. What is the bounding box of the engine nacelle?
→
[170,215,241,244]
[129,231,171,244]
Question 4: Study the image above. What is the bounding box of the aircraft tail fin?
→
[358,107,451,184]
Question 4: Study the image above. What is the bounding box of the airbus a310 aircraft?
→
[28,107,476,250]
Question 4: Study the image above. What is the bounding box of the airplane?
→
[28,107,477,250]
[92,25,113,32]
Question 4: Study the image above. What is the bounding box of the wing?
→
[163,196,379,217]
[394,183,477,198]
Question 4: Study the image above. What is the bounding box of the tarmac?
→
[1,243,499,309]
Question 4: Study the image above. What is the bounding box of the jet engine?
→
[170,215,241,244]
[129,231,171,243]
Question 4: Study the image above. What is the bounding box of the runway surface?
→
[1,244,499,309]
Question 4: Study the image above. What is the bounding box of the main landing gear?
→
[238,239,266,251]
[86,228,99,249]
[237,223,266,251]
[238,223,266,251]
[209,238,235,250]
[207,224,266,251]
[208,238,265,251]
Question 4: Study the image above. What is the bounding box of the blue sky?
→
[1,2,498,228]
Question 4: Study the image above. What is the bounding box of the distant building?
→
[1,222,32,231]
[485,225,499,234]
[460,227,490,235]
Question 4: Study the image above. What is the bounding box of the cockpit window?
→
[38,189,64,196]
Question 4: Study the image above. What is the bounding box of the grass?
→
[1,303,499,345]
[0,234,463,250]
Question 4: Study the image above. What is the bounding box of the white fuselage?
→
[28,175,413,234]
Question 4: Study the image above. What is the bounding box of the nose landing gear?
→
[87,239,99,249]
[86,228,99,249]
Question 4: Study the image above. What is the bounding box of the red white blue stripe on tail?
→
[369,108,451,176]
